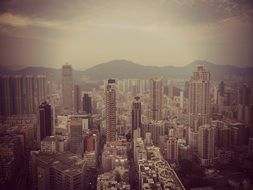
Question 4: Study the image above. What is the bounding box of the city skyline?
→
[0,0,253,69]
[0,1,253,190]
[1,63,253,190]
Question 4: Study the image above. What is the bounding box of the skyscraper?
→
[0,75,46,116]
[12,75,22,114]
[198,124,215,166]
[237,84,252,123]
[105,79,116,142]
[0,75,12,116]
[38,101,52,144]
[189,65,211,129]
[218,81,225,97]
[167,137,179,163]
[180,91,184,109]
[23,75,34,113]
[150,76,163,120]
[83,93,92,114]
[168,80,174,99]
[69,119,83,154]
[36,75,46,108]
[62,64,73,111]
[132,96,141,138]
[74,84,80,113]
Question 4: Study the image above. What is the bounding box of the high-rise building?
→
[189,65,211,129]
[184,81,189,99]
[238,84,251,106]
[23,75,35,113]
[31,151,85,190]
[12,75,22,114]
[0,75,46,116]
[188,128,199,152]
[218,81,225,97]
[213,120,231,149]
[237,84,252,123]
[40,136,56,153]
[83,93,92,114]
[198,124,215,166]
[150,76,163,120]
[141,120,165,145]
[74,84,80,113]
[132,96,141,138]
[69,119,83,154]
[180,91,184,109]
[36,75,46,108]
[0,75,12,116]
[84,134,97,152]
[167,137,179,163]
[62,64,73,111]
[38,101,52,144]
[168,80,174,99]
[105,79,117,142]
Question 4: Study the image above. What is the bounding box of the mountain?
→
[82,59,253,80]
[0,64,25,74]
[0,60,253,81]
[83,59,183,79]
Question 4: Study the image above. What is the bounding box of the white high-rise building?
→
[150,76,163,120]
[105,79,117,142]
[62,64,73,111]
[189,65,211,130]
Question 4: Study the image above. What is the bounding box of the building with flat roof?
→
[30,151,85,190]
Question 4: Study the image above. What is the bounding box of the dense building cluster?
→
[0,63,253,190]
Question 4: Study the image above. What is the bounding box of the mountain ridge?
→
[0,60,252,81]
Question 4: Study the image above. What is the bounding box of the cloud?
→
[0,0,252,26]
[0,12,62,28]
[0,0,252,68]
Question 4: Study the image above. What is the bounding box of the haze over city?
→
[1,1,253,190]
[0,0,253,68]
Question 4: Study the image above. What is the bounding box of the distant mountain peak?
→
[186,60,215,67]
[99,59,142,66]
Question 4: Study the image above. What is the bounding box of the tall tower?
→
[132,96,141,138]
[167,137,179,163]
[83,93,92,114]
[237,84,252,123]
[23,75,34,113]
[69,119,83,154]
[73,84,80,114]
[12,75,23,114]
[0,75,46,116]
[150,76,163,120]
[36,75,46,108]
[198,124,215,166]
[38,101,52,144]
[189,65,210,129]
[105,79,116,142]
[62,63,73,111]
[0,75,12,116]
[180,91,184,109]
[168,80,174,99]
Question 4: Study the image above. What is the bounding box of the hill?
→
[82,59,253,80]
[1,60,252,81]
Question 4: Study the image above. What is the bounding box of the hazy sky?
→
[0,0,253,69]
